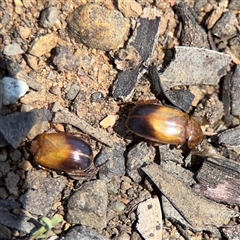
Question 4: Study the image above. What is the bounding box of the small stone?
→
[10,150,21,161]
[52,46,80,71]
[64,225,110,240]
[0,108,52,149]
[96,144,126,182]
[49,85,62,96]
[127,142,155,183]
[3,43,24,56]
[0,207,34,233]
[18,26,31,39]
[206,7,224,30]
[229,0,240,10]
[2,77,29,105]
[66,83,80,100]
[0,199,21,210]
[0,162,10,177]
[118,0,142,18]
[90,92,104,102]
[211,11,238,38]
[28,33,58,57]
[5,171,20,196]
[39,7,61,29]
[109,201,126,214]
[0,150,7,162]
[14,4,24,15]
[100,114,119,128]
[19,169,67,215]
[0,187,8,199]
[0,224,11,240]
[229,36,240,60]
[67,180,108,230]
[18,160,32,171]
[67,3,130,51]
[25,54,39,71]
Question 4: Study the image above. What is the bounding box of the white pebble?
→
[3,77,29,105]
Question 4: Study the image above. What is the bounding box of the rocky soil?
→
[0,0,240,240]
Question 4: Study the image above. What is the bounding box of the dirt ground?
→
[0,0,240,239]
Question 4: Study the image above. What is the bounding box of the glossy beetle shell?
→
[31,133,94,177]
[126,104,204,149]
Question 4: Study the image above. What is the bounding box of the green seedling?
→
[32,214,63,239]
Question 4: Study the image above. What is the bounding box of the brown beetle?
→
[31,133,96,178]
[126,104,204,149]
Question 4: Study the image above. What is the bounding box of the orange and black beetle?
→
[126,104,203,149]
[31,133,95,178]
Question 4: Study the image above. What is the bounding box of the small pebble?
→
[109,201,126,214]
[39,7,61,29]
[0,162,10,177]
[100,115,119,128]
[2,77,29,105]
[67,3,130,51]
[10,150,21,161]
[90,92,104,102]
[28,33,58,57]
[211,11,238,38]
[5,171,20,196]
[18,160,32,171]
[0,187,9,199]
[52,46,80,71]
[66,83,80,100]
[3,43,24,56]
[0,224,11,240]
[118,0,142,18]
[18,26,31,39]
[0,150,7,162]
[49,85,62,96]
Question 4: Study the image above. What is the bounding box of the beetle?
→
[31,133,96,178]
[126,104,204,149]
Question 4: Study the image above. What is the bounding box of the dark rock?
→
[0,224,11,240]
[0,206,34,233]
[64,225,110,240]
[19,169,67,215]
[52,46,80,71]
[229,36,240,60]
[5,171,20,196]
[0,199,21,209]
[149,66,194,112]
[96,143,126,182]
[66,83,80,100]
[0,162,10,177]
[0,187,8,199]
[112,67,139,99]
[218,125,240,147]
[222,72,233,126]
[113,11,161,98]
[211,11,238,39]
[127,142,155,183]
[230,65,240,117]
[0,107,52,148]
[177,2,210,48]
[67,180,108,230]
[10,149,22,161]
